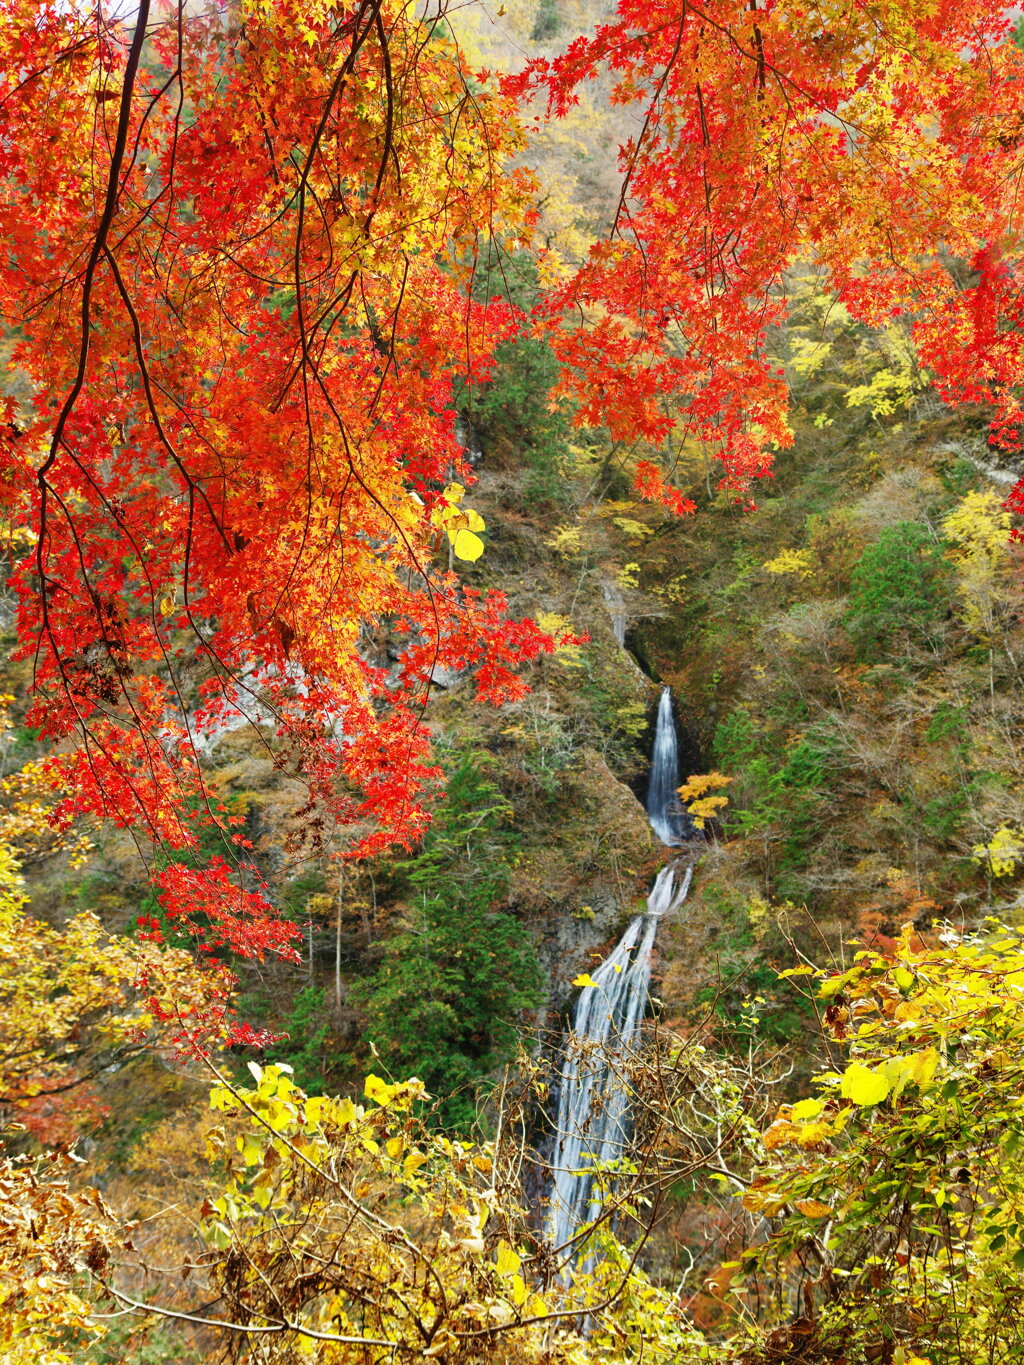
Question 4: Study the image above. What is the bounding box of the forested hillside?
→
[4,1,1024,1363]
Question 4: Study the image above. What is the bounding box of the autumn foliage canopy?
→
[1,0,1023,961]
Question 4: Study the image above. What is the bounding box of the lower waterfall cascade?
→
[547,685,694,1259]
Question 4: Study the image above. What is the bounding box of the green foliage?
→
[713,707,760,772]
[266,985,330,1094]
[845,521,950,657]
[937,454,981,499]
[354,756,544,1129]
[915,704,977,844]
[689,884,810,1045]
[721,547,762,601]
[463,250,575,507]
[531,0,562,41]
[281,867,328,918]
[713,709,837,877]
[925,701,968,745]
[914,786,972,843]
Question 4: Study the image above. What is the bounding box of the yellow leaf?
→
[894,998,924,1021]
[797,1120,834,1148]
[762,1118,798,1151]
[334,1096,358,1128]
[791,1098,825,1121]
[677,771,732,801]
[903,1047,940,1088]
[840,1062,891,1106]
[159,594,175,617]
[238,1136,261,1166]
[573,973,598,988]
[510,1274,528,1307]
[763,547,814,578]
[451,528,485,561]
[364,1074,396,1106]
[794,1199,832,1218]
[495,1240,521,1277]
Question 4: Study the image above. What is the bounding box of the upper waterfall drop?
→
[646,686,690,846]
[601,580,627,648]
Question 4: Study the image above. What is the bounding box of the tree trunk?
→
[335,868,344,1015]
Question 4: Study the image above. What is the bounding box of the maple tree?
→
[0,0,559,963]
[507,0,1024,514]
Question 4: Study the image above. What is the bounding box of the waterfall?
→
[602,580,627,647]
[547,688,694,1259]
[455,415,483,468]
[646,686,689,845]
[547,862,692,1257]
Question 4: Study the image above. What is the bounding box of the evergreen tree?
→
[356,756,544,1129]
[845,522,950,657]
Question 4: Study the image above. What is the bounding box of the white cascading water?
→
[646,686,688,845]
[547,686,693,1259]
[602,580,627,648]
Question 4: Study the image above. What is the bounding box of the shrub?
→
[845,521,950,658]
